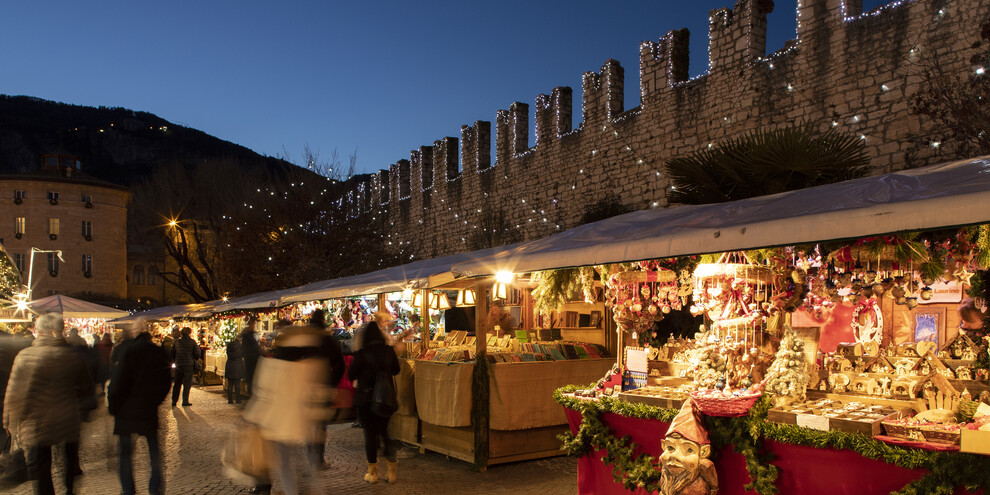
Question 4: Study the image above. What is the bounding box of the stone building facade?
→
[337,0,989,261]
[0,163,130,299]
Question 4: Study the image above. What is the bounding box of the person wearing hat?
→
[658,400,718,495]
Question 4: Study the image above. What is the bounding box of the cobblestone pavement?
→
[5,385,577,494]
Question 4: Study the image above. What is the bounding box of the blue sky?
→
[0,1,888,175]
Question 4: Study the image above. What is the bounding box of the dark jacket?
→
[3,334,92,446]
[347,322,400,408]
[224,339,245,379]
[172,335,201,368]
[241,329,262,378]
[107,333,171,436]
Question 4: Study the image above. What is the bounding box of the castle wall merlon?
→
[377,169,390,206]
[397,159,411,200]
[509,102,529,154]
[474,121,491,171]
[602,59,624,120]
[495,109,511,167]
[552,87,573,136]
[708,0,773,71]
[535,93,554,147]
[415,146,434,190]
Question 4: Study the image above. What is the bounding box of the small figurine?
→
[659,401,718,495]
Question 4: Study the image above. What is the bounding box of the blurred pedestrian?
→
[307,309,344,468]
[244,322,335,495]
[171,327,200,407]
[3,313,92,495]
[225,336,245,404]
[94,333,113,393]
[107,321,171,495]
[240,316,262,396]
[348,312,401,484]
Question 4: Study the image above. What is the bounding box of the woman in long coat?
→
[225,337,245,404]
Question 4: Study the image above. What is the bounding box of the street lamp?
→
[26,247,64,300]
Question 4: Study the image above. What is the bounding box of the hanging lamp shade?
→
[456,289,476,306]
[493,282,509,300]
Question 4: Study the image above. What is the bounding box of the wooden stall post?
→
[420,289,430,347]
[377,293,387,314]
[472,279,492,471]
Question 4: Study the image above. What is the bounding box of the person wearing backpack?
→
[347,313,400,484]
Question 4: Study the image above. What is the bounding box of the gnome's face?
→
[660,432,709,474]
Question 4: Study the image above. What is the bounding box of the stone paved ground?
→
[4,385,577,494]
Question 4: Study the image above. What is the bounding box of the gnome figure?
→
[659,400,718,495]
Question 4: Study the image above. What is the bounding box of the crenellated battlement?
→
[339,0,988,261]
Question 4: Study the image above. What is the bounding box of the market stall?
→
[27,294,128,343]
[447,156,990,493]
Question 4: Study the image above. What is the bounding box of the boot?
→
[363,462,379,483]
[385,460,397,483]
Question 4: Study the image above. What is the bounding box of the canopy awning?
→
[109,301,221,323]
[27,295,129,319]
[210,289,291,312]
[450,155,990,277]
[280,244,522,303]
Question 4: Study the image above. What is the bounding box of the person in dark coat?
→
[107,322,171,495]
[224,337,245,404]
[170,327,201,407]
[240,316,263,396]
[4,313,92,495]
[347,313,401,484]
[94,333,113,392]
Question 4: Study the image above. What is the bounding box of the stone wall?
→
[341,0,990,261]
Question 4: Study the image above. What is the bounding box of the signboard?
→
[919,281,964,304]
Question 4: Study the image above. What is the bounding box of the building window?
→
[132,265,145,285]
[13,253,24,273]
[147,265,160,285]
[47,191,59,204]
[82,194,94,207]
[82,221,92,240]
[48,218,60,237]
[14,217,25,236]
[13,190,25,203]
[47,253,59,277]
[81,254,92,276]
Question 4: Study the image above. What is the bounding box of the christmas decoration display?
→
[765,325,811,405]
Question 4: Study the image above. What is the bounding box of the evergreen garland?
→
[217,318,239,346]
[554,384,990,495]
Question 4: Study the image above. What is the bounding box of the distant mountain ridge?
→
[0,94,298,185]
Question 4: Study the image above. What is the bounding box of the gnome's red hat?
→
[665,399,710,446]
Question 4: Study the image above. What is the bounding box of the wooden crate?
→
[420,422,474,464]
[388,413,420,445]
[489,426,568,464]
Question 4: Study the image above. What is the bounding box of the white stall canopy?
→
[281,244,521,303]
[211,289,291,312]
[27,295,129,319]
[451,155,990,277]
[110,301,221,323]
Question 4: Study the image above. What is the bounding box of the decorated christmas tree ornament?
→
[920,287,934,300]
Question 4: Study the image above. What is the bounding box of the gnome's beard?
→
[661,464,698,495]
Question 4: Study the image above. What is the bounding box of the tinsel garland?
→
[554,384,990,495]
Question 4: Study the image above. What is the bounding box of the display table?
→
[205,352,227,376]
[414,359,615,465]
[563,407,980,495]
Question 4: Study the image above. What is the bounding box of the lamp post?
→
[26,247,64,300]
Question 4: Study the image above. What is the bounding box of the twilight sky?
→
[1,1,887,175]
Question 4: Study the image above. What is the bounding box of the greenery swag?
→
[555,384,990,494]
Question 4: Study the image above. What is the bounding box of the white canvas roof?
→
[27,295,129,319]
[450,155,990,277]
[109,301,221,323]
[211,289,290,312]
[280,243,521,302]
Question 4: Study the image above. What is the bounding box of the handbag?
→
[368,353,397,417]
[221,423,272,487]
